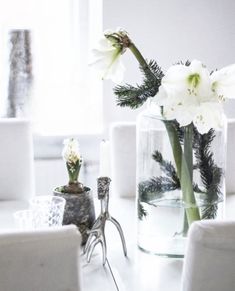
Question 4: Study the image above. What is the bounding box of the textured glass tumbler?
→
[14,209,34,229]
[29,195,66,228]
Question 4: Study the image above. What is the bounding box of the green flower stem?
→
[184,124,193,181]
[183,212,189,237]
[165,122,201,225]
[128,40,201,226]
[183,124,201,223]
[183,124,200,233]
[182,124,193,235]
[66,162,81,184]
[128,42,155,78]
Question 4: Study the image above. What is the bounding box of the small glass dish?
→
[14,196,66,229]
[14,209,35,229]
[29,195,66,228]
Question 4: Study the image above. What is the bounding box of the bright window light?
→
[0,0,103,135]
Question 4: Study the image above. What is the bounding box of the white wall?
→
[34,0,235,195]
[103,0,235,135]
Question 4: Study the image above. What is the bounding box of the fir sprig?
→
[138,150,180,220]
[139,176,180,203]
[139,149,180,205]
[138,125,223,220]
[138,199,148,220]
[115,60,163,109]
[152,150,180,185]
[194,129,223,219]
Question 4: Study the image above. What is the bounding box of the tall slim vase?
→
[6,29,33,117]
[136,103,226,257]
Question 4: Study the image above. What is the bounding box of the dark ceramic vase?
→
[54,186,95,244]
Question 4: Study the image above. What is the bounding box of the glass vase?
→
[136,103,226,257]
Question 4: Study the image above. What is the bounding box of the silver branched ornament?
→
[84,177,127,265]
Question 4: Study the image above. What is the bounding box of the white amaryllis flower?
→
[62,138,81,165]
[154,60,224,134]
[90,29,127,83]
[211,64,235,100]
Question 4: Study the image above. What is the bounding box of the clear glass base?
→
[138,234,186,258]
[137,200,187,257]
[137,199,224,257]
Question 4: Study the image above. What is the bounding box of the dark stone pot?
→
[54,186,95,244]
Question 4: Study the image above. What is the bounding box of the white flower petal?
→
[97,37,114,50]
[154,86,168,106]
[193,102,224,134]
[106,56,126,83]
[189,60,211,99]
[163,104,196,127]
[90,33,125,83]
[161,64,190,95]
[62,138,81,164]
[211,64,235,99]
[158,60,224,132]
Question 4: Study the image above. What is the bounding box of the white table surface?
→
[81,194,235,291]
[81,197,183,291]
[1,195,234,291]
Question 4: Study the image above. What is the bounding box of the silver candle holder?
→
[84,177,127,265]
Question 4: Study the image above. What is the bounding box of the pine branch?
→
[138,149,181,205]
[138,177,202,207]
[193,183,204,194]
[194,129,216,186]
[115,60,163,109]
[139,176,180,204]
[193,128,223,219]
[201,204,218,219]
[138,121,207,220]
[115,83,153,108]
[152,150,180,186]
[140,59,164,82]
[138,200,148,220]
[201,166,223,219]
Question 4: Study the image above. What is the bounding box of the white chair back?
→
[0,225,82,291]
[182,220,235,291]
[0,118,35,200]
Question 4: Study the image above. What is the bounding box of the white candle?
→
[99,140,111,177]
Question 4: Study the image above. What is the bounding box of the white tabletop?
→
[81,194,235,291]
[1,195,234,291]
[81,196,182,291]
